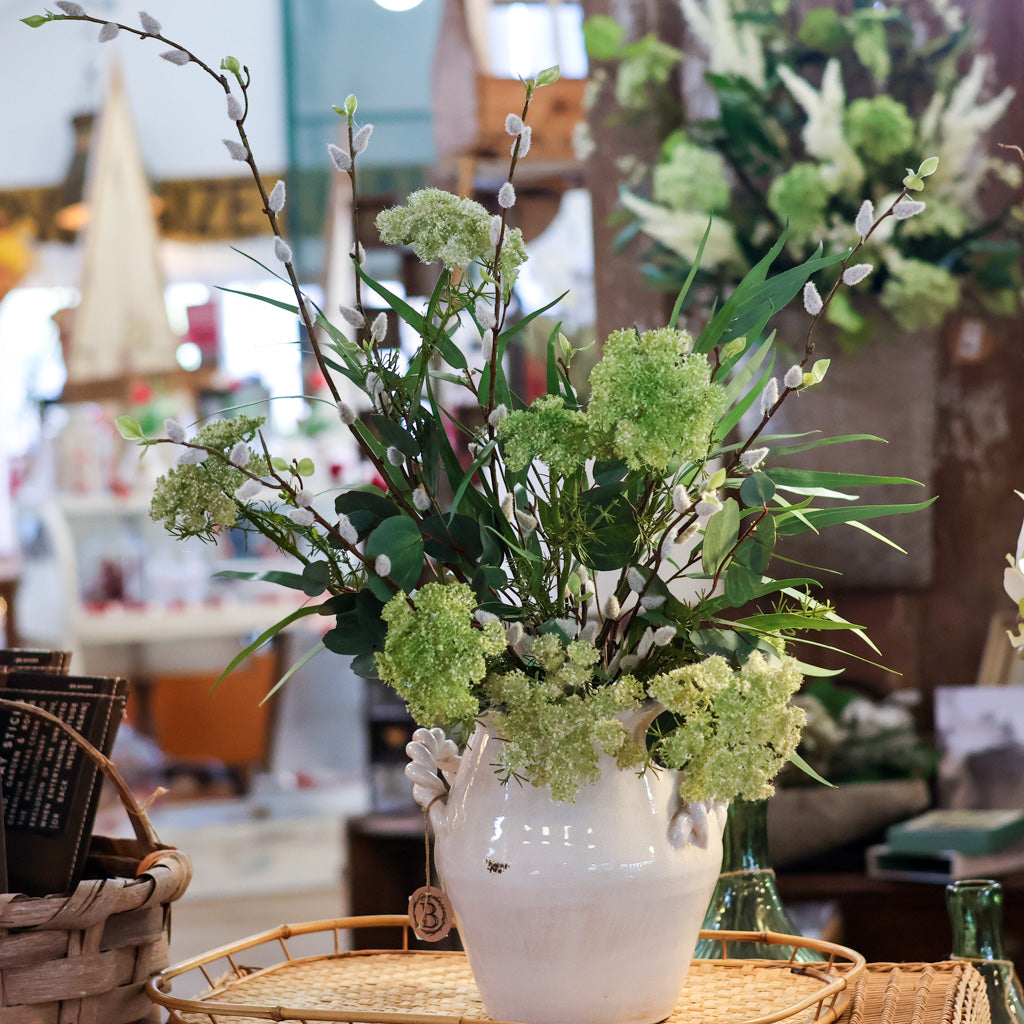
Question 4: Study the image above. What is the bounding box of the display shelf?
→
[149,916,866,1024]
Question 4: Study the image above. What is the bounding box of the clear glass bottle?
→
[695,798,821,961]
[947,878,1024,1024]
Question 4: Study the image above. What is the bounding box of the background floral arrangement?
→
[33,5,933,806]
[583,0,1021,348]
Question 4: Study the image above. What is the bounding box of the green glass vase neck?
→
[696,799,818,962]
[722,796,772,872]
[946,879,1024,1024]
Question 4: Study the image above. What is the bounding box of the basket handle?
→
[0,697,162,853]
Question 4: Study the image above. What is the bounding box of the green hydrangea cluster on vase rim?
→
[39,4,935,805]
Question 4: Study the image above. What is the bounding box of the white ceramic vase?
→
[406,719,727,1024]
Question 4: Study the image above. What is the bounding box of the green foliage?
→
[42,8,938,805]
[593,0,1021,340]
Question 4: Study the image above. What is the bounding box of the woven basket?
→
[0,698,193,1024]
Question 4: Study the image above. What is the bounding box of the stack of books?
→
[867,809,1024,883]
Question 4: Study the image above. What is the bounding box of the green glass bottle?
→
[947,878,1024,1024]
[695,798,820,961]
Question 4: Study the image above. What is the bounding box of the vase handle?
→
[405,727,462,814]
[668,800,729,850]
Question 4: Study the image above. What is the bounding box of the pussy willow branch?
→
[345,118,365,325]
[486,89,533,413]
[52,13,421,511]
[731,187,912,467]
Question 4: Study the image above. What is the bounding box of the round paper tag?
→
[408,885,454,941]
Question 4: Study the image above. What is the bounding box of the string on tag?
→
[408,793,454,941]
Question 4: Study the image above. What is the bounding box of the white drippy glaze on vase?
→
[406,720,727,1024]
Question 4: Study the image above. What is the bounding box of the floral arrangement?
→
[790,679,936,785]
[583,0,1021,347]
[30,5,933,805]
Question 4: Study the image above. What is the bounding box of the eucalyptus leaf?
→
[701,498,740,574]
[369,414,421,458]
[740,472,776,507]
[365,516,425,598]
[351,651,382,678]
[689,628,760,665]
[300,560,332,596]
[335,489,401,537]
[422,513,484,563]
[723,561,759,606]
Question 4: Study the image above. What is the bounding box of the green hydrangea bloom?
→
[150,415,268,538]
[375,187,527,286]
[614,39,682,111]
[587,327,725,472]
[798,7,846,51]
[483,643,645,802]
[653,140,731,214]
[375,582,506,727]
[843,96,915,167]
[647,652,805,803]
[881,258,962,331]
[767,164,831,245]
[497,394,590,475]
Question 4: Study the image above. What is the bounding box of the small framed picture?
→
[935,685,1024,810]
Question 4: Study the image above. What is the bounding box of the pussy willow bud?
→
[268,179,286,213]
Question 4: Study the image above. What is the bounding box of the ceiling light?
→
[373,0,425,10]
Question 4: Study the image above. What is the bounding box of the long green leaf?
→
[781,586,880,653]
[259,639,325,705]
[767,433,887,457]
[357,266,425,333]
[715,352,776,440]
[767,467,923,489]
[789,751,836,788]
[773,484,859,501]
[216,285,298,315]
[722,334,774,401]
[498,291,568,342]
[211,604,323,692]
[702,576,820,614]
[730,612,864,632]
[845,518,908,553]
[782,632,895,672]
[483,523,541,562]
[449,438,498,513]
[793,660,845,678]
[775,498,936,535]
[228,245,293,287]
[214,568,309,590]
[669,219,712,328]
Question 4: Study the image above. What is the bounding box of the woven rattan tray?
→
[150,915,869,1024]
